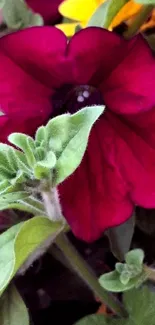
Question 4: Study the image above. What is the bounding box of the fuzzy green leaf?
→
[0,145,15,174]
[0,196,45,215]
[8,133,36,168]
[0,0,4,9]
[35,126,48,146]
[46,113,71,155]
[99,270,144,292]
[50,106,104,185]
[10,170,26,186]
[116,263,125,274]
[34,151,56,180]
[0,223,23,295]
[75,287,155,325]
[120,272,130,285]
[0,216,62,295]
[125,249,144,267]
[0,191,30,203]
[87,0,129,28]
[0,284,29,325]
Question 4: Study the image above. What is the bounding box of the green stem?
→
[123,5,154,39]
[56,233,128,317]
[144,265,155,281]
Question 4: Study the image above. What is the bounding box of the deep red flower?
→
[26,0,63,24]
[0,27,155,242]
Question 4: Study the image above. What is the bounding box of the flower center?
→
[52,85,104,115]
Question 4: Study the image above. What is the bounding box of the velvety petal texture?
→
[0,26,155,241]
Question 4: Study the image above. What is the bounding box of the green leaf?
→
[46,113,71,155]
[35,126,48,147]
[75,286,155,325]
[0,180,10,194]
[120,272,130,285]
[34,151,56,180]
[0,195,45,215]
[124,286,155,324]
[115,263,124,274]
[51,105,104,185]
[0,0,4,9]
[10,170,26,186]
[0,284,29,325]
[87,0,129,28]
[3,0,43,29]
[8,133,36,168]
[0,223,23,295]
[99,270,144,292]
[12,150,31,175]
[0,191,30,203]
[0,216,62,295]
[106,215,135,261]
[13,216,62,275]
[125,249,144,267]
[0,166,14,181]
[0,144,15,174]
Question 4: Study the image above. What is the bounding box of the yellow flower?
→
[56,0,142,36]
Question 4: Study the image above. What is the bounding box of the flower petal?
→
[0,27,69,89]
[106,110,155,209]
[59,116,133,242]
[59,0,101,22]
[101,35,155,114]
[110,1,142,29]
[59,105,155,241]
[0,32,55,139]
[0,27,135,104]
[67,27,131,85]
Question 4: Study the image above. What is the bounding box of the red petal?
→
[101,35,155,114]
[67,27,131,85]
[59,116,133,242]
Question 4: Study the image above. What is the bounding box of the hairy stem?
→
[56,233,128,317]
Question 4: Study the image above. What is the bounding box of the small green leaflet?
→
[99,249,145,292]
[0,284,29,325]
[87,0,129,28]
[0,105,104,208]
[74,286,155,325]
[0,216,62,295]
[125,249,144,266]
[0,0,4,9]
[99,270,143,292]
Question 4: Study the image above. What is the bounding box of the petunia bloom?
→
[0,26,155,242]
